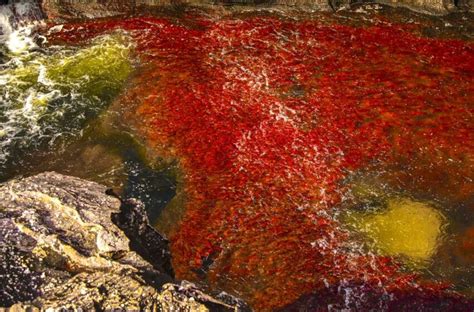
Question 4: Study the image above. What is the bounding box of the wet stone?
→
[0,172,248,311]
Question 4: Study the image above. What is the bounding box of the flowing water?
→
[1,2,473,311]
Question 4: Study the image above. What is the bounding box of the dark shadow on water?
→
[0,125,178,226]
[122,149,177,225]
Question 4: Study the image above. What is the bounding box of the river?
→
[1,1,473,310]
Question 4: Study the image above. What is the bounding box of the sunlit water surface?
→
[1,5,473,311]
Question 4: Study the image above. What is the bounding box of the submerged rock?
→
[0,172,248,311]
[347,197,445,264]
[279,281,474,311]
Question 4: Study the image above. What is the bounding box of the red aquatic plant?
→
[48,15,474,310]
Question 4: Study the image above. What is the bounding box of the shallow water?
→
[1,5,473,311]
[0,32,132,175]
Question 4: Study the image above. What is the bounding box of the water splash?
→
[0,33,133,172]
[0,0,44,53]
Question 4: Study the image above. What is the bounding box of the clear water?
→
[1,4,473,310]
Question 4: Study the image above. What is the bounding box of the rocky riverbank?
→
[0,172,249,311]
[1,1,473,310]
[30,0,474,21]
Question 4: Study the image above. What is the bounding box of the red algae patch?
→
[48,14,474,310]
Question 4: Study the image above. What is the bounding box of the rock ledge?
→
[0,172,248,311]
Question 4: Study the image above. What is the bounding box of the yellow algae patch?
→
[348,198,444,263]
[0,33,132,107]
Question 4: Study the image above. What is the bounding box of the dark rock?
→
[0,246,43,306]
[111,195,175,278]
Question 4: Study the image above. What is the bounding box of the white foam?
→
[0,0,44,53]
[0,5,14,42]
[6,25,38,53]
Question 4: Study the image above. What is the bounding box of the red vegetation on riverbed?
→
[49,15,474,310]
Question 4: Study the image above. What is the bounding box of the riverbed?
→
[1,2,473,310]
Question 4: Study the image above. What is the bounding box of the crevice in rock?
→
[109,190,175,279]
[0,173,248,310]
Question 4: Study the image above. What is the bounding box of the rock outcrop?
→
[40,0,135,19]
[0,172,248,311]
[38,0,472,20]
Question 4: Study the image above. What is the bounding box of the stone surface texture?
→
[38,0,471,20]
[0,172,248,311]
